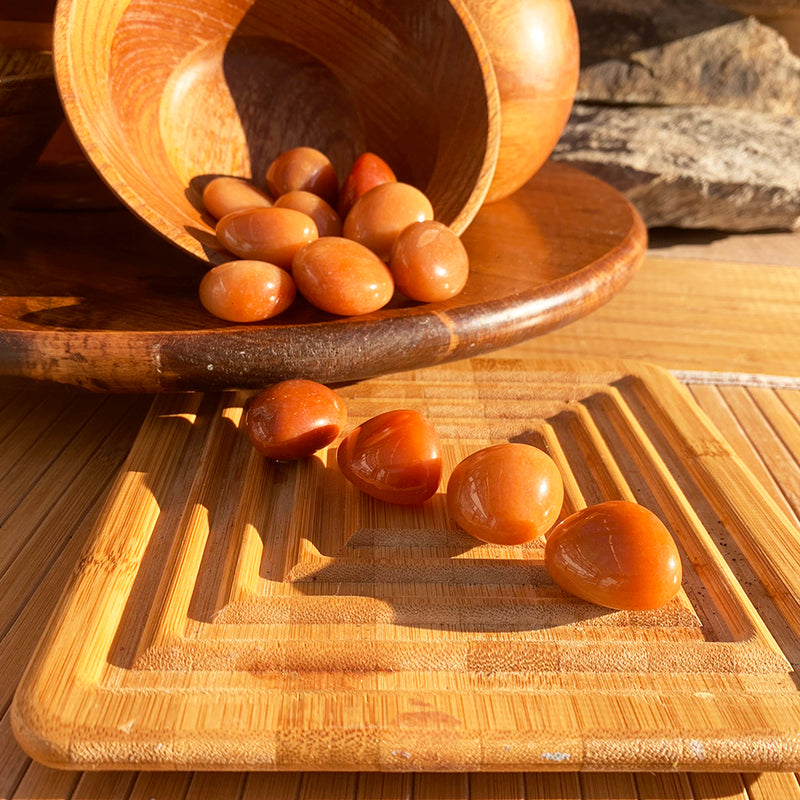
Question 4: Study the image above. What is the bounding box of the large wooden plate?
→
[0,163,645,391]
[12,358,800,772]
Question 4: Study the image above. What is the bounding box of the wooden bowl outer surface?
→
[463,0,580,202]
[0,162,646,392]
[52,0,500,262]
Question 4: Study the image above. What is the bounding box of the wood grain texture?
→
[52,0,500,261]
[507,254,800,378]
[3,366,800,794]
[0,162,645,391]
[0,41,62,194]
[11,358,800,772]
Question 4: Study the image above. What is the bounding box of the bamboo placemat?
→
[508,256,800,379]
[2,359,800,793]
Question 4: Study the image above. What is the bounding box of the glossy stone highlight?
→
[446,443,564,545]
[198,260,295,323]
[337,409,442,504]
[292,237,394,316]
[389,220,469,302]
[544,500,683,610]
[343,182,434,261]
[216,207,318,270]
[245,379,347,461]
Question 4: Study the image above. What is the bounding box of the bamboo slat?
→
[633,772,693,800]
[686,773,747,799]
[0,712,30,799]
[11,763,78,800]
[741,772,800,799]
[71,771,135,800]
[524,772,582,799]
[0,396,147,640]
[353,772,414,800]
[507,257,800,378]
[578,773,638,799]
[686,384,800,529]
[127,772,192,800]
[183,773,246,800]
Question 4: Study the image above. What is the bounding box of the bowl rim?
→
[52,0,501,261]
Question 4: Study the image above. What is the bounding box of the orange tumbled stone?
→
[446,443,564,545]
[266,146,339,206]
[337,409,442,504]
[389,220,469,302]
[216,207,318,270]
[245,379,347,461]
[274,190,342,238]
[292,236,394,316]
[337,152,397,219]
[198,260,295,323]
[343,182,434,261]
[202,176,272,220]
[544,500,683,611]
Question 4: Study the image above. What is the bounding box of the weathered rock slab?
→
[576,15,800,115]
[552,103,800,231]
[572,0,743,66]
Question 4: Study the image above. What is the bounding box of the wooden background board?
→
[0,162,645,391]
[507,254,800,379]
[11,357,800,772]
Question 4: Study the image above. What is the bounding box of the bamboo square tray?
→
[12,358,800,772]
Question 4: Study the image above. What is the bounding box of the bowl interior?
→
[54,0,499,262]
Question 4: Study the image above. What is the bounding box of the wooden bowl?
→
[0,44,63,201]
[463,0,580,203]
[714,1,800,54]
[53,0,501,262]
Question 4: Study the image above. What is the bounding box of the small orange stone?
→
[202,176,272,220]
[198,260,295,323]
[544,500,683,610]
[389,220,469,302]
[337,409,442,504]
[343,182,434,261]
[216,207,318,270]
[446,443,564,545]
[292,236,394,316]
[245,379,347,461]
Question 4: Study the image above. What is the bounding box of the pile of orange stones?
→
[197,147,470,323]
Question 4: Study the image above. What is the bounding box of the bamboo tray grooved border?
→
[11,358,800,772]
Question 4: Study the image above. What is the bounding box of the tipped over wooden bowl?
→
[53,0,501,262]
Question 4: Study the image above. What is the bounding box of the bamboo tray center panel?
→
[12,359,800,771]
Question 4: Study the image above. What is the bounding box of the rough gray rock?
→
[552,103,800,231]
[572,0,742,67]
[557,0,800,230]
[576,15,800,115]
